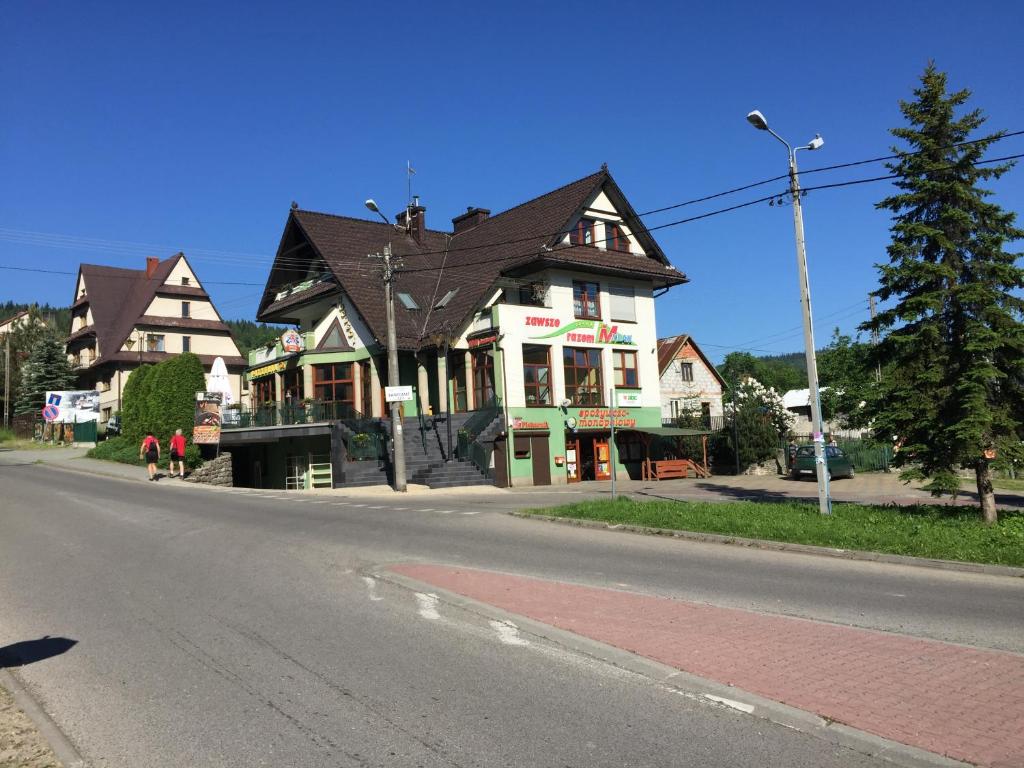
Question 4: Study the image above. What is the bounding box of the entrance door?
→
[493,437,509,488]
[565,436,580,483]
[593,439,612,480]
[530,435,551,486]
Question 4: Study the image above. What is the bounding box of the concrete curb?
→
[510,511,1024,578]
[375,565,969,768]
[0,668,88,768]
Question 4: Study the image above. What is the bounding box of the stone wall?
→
[185,452,233,487]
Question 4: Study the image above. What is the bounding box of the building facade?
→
[230,168,688,489]
[65,253,247,427]
[657,335,726,425]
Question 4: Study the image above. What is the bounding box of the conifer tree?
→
[865,64,1024,523]
[14,331,76,415]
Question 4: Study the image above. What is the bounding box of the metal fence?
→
[224,400,359,429]
[784,435,893,473]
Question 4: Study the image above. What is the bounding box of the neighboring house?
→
[65,253,247,428]
[782,387,867,438]
[657,335,726,425]
[0,309,46,336]
[230,166,688,489]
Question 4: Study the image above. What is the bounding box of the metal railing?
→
[223,400,359,429]
[456,398,501,474]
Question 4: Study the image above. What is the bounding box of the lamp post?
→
[365,198,407,492]
[746,109,832,515]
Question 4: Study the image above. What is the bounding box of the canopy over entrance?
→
[626,426,712,479]
[630,426,714,437]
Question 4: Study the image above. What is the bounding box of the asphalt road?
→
[2,462,1021,767]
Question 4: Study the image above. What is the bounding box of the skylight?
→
[434,288,459,309]
[397,293,420,310]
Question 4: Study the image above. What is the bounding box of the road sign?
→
[42,404,60,422]
[385,386,414,403]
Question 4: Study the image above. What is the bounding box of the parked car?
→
[104,415,121,437]
[790,445,855,480]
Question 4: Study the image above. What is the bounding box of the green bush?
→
[0,428,15,444]
[121,364,154,443]
[88,435,204,470]
[145,353,206,441]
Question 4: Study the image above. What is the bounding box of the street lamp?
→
[747,109,832,515]
[365,198,407,492]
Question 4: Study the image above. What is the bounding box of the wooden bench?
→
[648,459,690,480]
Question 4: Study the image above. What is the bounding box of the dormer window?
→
[606,222,631,252]
[569,218,596,246]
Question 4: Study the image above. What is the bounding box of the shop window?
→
[572,280,601,320]
[514,436,531,459]
[609,285,635,322]
[615,432,645,462]
[472,349,495,408]
[569,218,596,246]
[563,347,603,406]
[182,336,191,352]
[283,368,304,402]
[606,222,631,252]
[314,363,354,415]
[522,345,552,406]
[613,350,638,388]
[451,355,468,412]
[359,360,372,416]
[252,376,276,407]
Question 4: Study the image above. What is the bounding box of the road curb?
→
[510,511,1024,578]
[376,565,969,768]
[0,668,87,768]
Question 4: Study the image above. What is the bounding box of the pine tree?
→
[14,331,76,415]
[865,64,1024,523]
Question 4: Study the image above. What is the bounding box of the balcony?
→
[223,399,360,429]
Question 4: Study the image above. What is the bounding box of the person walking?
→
[140,432,160,481]
[169,428,187,479]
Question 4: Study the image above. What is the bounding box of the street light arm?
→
[765,127,793,158]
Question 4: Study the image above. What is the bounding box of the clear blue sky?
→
[3,1,1022,362]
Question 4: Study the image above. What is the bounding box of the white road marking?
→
[362,576,383,601]
[703,694,755,714]
[367,505,386,509]
[392,507,406,511]
[351,504,367,507]
[437,510,453,514]
[460,511,480,516]
[310,500,331,504]
[415,592,441,620]
[418,508,434,513]
[489,619,529,646]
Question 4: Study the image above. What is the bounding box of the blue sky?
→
[2,1,1022,362]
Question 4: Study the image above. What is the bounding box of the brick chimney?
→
[395,197,427,244]
[452,206,490,235]
[145,257,159,278]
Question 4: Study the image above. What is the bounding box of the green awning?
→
[632,426,713,437]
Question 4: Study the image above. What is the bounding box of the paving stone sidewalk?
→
[393,564,1024,768]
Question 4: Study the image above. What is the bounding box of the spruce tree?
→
[14,331,76,415]
[865,64,1024,523]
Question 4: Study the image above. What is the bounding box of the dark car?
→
[104,415,121,437]
[790,445,855,480]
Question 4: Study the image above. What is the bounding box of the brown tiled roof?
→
[88,351,248,369]
[657,334,727,388]
[66,325,97,344]
[70,296,89,310]
[70,253,241,365]
[136,315,232,332]
[260,279,339,319]
[258,168,688,349]
[155,284,209,298]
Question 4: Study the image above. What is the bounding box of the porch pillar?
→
[417,354,430,414]
[465,350,474,410]
[302,362,314,402]
[436,349,449,414]
[369,357,381,417]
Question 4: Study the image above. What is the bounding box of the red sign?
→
[576,408,636,428]
[468,332,499,348]
[512,417,549,430]
[524,316,560,328]
[42,404,60,422]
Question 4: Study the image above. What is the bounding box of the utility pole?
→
[3,332,10,430]
[869,293,881,382]
[609,387,617,500]
[371,244,407,492]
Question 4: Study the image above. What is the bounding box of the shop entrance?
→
[565,432,611,482]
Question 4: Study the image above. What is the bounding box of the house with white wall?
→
[657,335,726,425]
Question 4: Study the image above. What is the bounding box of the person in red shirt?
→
[169,428,187,479]
[139,432,160,481]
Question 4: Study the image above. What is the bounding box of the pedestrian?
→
[787,440,797,470]
[139,432,160,481]
[169,428,187,479]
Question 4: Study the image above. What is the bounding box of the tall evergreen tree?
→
[14,331,76,415]
[865,64,1024,523]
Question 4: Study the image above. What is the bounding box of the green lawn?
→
[994,478,1024,492]
[524,498,1024,567]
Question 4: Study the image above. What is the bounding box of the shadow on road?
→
[0,636,78,668]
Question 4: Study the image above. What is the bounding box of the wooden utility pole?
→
[869,293,881,382]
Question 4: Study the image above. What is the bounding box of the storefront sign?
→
[467,330,500,348]
[43,390,100,423]
[385,385,414,403]
[281,328,305,353]
[616,391,642,407]
[249,361,287,380]
[526,319,635,346]
[575,408,636,428]
[193,391,223,445]
[511,417,549,430]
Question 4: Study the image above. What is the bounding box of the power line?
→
[0,264,262,285]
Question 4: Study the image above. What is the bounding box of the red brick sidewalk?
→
[392,564,1024,767]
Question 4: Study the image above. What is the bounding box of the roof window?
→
[397,293,420,310]
[434,288,459,309]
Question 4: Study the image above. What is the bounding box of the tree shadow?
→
[0,636,77,668]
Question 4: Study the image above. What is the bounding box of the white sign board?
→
[44,390,100,423]
[616,391,642,407]
[385,385,414,403]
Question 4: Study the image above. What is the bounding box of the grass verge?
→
[994,478,1024,492]
[524,498,1024,567]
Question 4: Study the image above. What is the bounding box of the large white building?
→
[65,253,247,427]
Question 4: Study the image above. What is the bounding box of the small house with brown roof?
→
[66,253,246,427]
[657,335,726,425]
[230,167,687,490]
